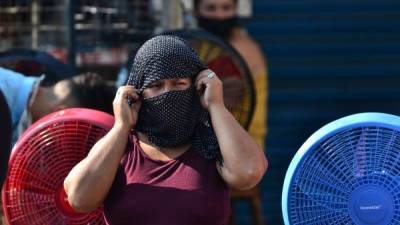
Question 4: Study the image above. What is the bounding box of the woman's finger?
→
[195,69,213,84]
[121,91,139,100]
[118,86,139,95]
[196,76,208,91]
[116,86,139,101]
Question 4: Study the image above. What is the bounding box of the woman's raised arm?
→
[63,86,140,213]
[195,70,268,190]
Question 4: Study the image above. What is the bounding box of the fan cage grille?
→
[3,120,108,225]
[190,38,253,128]
[163,29,255,130]
[288,126,400,225]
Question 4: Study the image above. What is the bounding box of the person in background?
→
[0,67,115,146]
[194,0,268,148]
[0,67,115,224]
[0,68,115,181]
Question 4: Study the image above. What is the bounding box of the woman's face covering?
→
[196,0,236,19]
[142,78,192,98]
[136,77,200,148]
[196,0,238,39]
[126,35,220,158]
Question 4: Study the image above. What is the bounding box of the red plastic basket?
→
[2,108,114,225]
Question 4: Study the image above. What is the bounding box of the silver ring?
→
[207,71,216,79]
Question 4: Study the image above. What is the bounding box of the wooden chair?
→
[229,186,264,225]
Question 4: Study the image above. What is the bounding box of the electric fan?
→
[163,29,255,129]
[282,113,400,225]
[2,108,114,225]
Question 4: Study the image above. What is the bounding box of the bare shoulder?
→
[229,28,267,75]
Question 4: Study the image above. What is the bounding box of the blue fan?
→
[282,113,400,225]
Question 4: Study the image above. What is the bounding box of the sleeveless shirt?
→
[103,135,231,225]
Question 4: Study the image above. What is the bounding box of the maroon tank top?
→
[103,135,231,225]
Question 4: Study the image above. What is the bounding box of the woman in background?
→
[194,0,269,148]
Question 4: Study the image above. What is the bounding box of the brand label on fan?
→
[360,205,382,210]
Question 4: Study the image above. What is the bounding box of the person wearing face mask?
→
[194,0,268,150]
[64,35,268,225]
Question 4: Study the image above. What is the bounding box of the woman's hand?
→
[113,86,141,130]
[65,87,138,212]
[196,71,267,190]
[195,69,224,110]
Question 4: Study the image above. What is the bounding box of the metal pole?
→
[66,0,76,71]
[31,0,39,49]
[160,0,182,31]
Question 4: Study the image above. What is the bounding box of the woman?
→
[194,0,269,148]
[64,35,267,225]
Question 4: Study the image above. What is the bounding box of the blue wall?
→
[244,1,400,224]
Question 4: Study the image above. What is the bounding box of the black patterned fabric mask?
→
[136,86,201,148]
[127,35,221,160]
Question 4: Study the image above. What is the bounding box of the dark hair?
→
[194,0,238,9]
[66,73,116,115]
[0,89,12,184]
